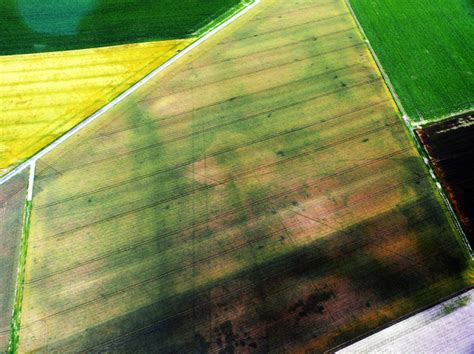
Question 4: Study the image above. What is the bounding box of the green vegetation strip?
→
[8,200,32,354]
[442,295,471,315]
[349,0,474,123]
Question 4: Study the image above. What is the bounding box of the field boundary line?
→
[343,0,408,121]
[7,163,35,353]
[0,0,261,186]
[344,0,472,258]
[416,108,474,128]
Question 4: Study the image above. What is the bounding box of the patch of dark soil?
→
[416,112,474,246]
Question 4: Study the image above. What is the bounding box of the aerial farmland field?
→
[14,0,472,352]
[349,0,474,123]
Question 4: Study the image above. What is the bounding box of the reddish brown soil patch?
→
[416,112,474,246]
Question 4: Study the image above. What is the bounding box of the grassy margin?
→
[7,200,32,354]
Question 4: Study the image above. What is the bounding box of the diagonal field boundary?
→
[0,0,261,187]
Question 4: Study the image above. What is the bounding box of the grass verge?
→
[442,294,471,315]
[8,200,32,354]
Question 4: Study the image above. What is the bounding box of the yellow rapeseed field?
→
[0,38,194,174]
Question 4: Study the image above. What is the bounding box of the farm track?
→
[37,71,377,178]
[8,45,190,146]
[23,14,364,177]
[34,42,366,151]
[0,39,193,172]
[0,172,28,351]
[87,59,366,139]
[38,79,388,184]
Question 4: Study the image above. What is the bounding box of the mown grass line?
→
[7,200,32,354]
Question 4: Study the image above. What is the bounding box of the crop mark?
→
[58,205,440,352]
[37,100,391,211]
[29,147,411,284]
[251,0,341,21]
[36,116,400,228]
[218,12,350,44]
[38,75,380,179]
[36,108,398,230]
[166,29,361,74]
[84,56,368,140]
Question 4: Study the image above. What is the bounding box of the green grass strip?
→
[8,200,32,354]
[442,294,471,315]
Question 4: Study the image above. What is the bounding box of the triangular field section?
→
[0,38,193,174]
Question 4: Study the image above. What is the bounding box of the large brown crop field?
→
[19,0,472,352]
[0,171,27,351]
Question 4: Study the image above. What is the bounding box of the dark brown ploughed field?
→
[416,113,474,246]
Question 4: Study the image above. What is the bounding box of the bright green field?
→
[0,0,243,55]
[350,0,474,123]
